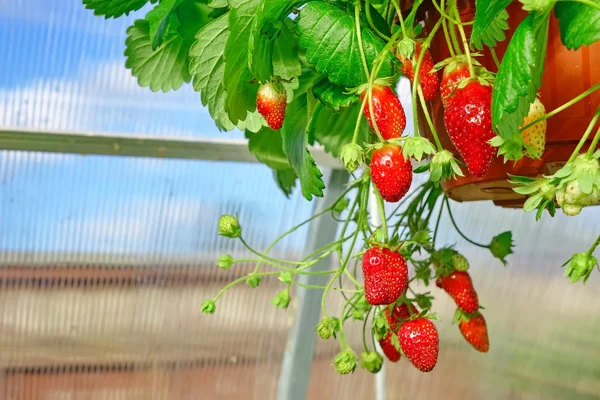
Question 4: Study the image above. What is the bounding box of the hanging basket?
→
[418,1,600,207]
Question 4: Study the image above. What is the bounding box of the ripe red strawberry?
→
[441,62,470,108]
[370,144,413,203]
[520,97,547,159]
[459,312,490,353]
[257,82,287,130]
[399,44,440,101]
[360,84,406,139]
[379,332,401,362]
[386,303,418,333]
[362,247,408,306]
[444,81,495,177]
[438,271,479,313]
[399,318,439,372]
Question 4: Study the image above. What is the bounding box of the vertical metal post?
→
[368,190,387,400]
[277,169,348,400]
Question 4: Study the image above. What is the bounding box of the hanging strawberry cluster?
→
[84,0,600,376]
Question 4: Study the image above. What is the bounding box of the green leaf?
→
[297,2,393,88]
[146,0,182,50]
[492,13,549,141]
[125,19,191,92]
[313,78,359,110]
[175,0,214,40]
[471,0,512,49]
[471,9,510,50]
[224,0,261,124]
[274,168,297,197]
[82,0,153,18]
[189,13,235,129]
[309,102,370,157]
[248,128,291,170]
[281,94,325,200]
[555,0,600,50]
[272,22,303,80]
[250,0,299,83]
[209,0,228,7]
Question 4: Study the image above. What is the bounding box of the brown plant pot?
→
[415,1,600,207]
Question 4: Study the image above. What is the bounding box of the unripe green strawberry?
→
[399,44,440,101]
[555,154,600,216]
[399,318,439,372]
[458,312,490,353]
[451,253,470,271]
[444,81,495,177]
[370,144,413,203]
[257,82,287,130]
[361,84,407,139]
[521,98,547,159]
[218,214,241,238]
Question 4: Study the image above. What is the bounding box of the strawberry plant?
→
[85,0,600,375]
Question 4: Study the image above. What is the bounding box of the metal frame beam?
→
[276,169,348,400]
[0,128,341,168]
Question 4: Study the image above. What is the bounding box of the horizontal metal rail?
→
[0,128,342,168]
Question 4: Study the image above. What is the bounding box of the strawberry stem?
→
[452,3,474,78]
[587,235,600,256]
[588,125,600,156]
[490,47,501,70]
[411,18,443,137]
[212,271,280,302]
[445,197,489,249]
[432,200,444,246]
[391,0,408,38]
[365,0,391,41]
[519,82,600,133]
[567,107,600,163]
[431,0,473,26]
[355,2,371,80]
[417,86,444,150]
[440,1,456,58]
[362,307,374,351]
[374,187,389,242]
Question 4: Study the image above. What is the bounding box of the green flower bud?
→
[217,254,234,270]
[271,289,291,310]
[339,143,363,173]
[218,214,241,238]
[316,317,336,340]
[332,349,357,375]
[361,351,383,374]
[246,274,261,288]
[563,253,598,283]
[201,300,216,315]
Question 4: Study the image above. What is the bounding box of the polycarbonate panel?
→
[0,150,321,399]
[0,1,239,139]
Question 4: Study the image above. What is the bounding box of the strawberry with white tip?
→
[257,82,287,130]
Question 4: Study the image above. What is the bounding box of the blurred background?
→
[0,1,599,399]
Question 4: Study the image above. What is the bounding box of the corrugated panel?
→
[0,1,237,139]
[0,151,320,399]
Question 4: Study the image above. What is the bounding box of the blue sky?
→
[0,0,315,258]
